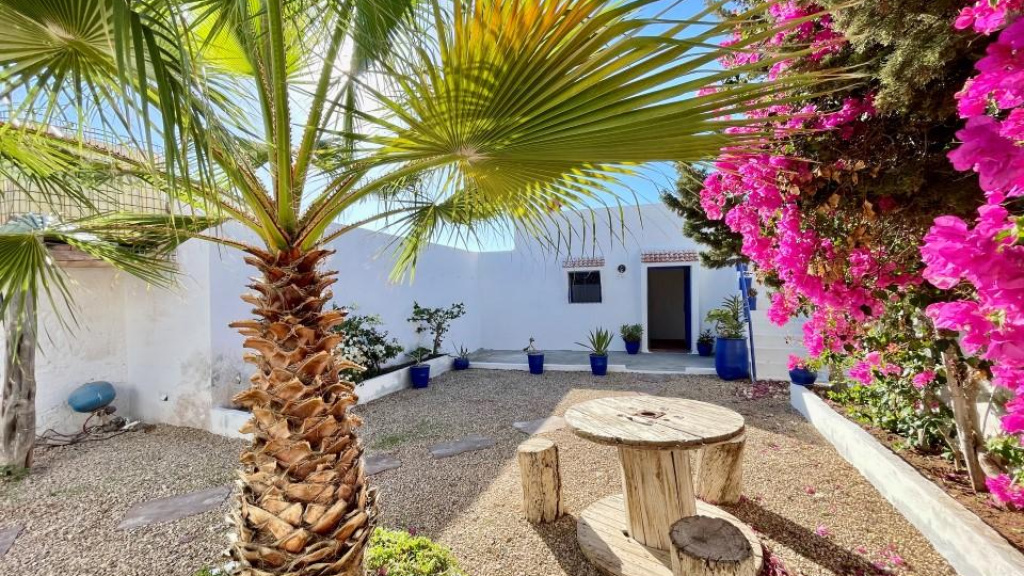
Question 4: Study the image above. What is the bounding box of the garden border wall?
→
[790,383,1024,576]
[210,355,454,440]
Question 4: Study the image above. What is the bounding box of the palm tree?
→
[0,0,843,573]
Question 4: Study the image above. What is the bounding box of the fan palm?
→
[0,0,847,573]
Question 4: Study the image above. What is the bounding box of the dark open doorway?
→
[647,266,692,352]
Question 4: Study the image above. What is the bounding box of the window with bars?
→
[568,271,602,303]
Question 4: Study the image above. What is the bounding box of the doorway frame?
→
[640,261,700,354]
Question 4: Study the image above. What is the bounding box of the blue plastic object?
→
[624,340,641,355]
[789,368,818,386]
[589,354,608,376]
[68,381,116,413]
[453,357,470,371]
[714,337,750,381]
[527,353,544,375]
[410,364,431,388]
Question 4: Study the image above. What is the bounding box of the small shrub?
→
[619,323,643,343]
[408,302,466,356]
[331,304,404,382]
[705,295,746,338]
[365,527,465,576]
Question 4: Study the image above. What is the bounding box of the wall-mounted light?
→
[617,264,627,274]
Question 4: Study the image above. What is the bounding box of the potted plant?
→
[705,295,749,380]
[523,337,544,375]
[453,345,471,371]
[696,330,715,357]
[578,328,613,376]
[620,323,643,355]
[746,286,758,311]
[408,347,432,388]
[787,355,819,386]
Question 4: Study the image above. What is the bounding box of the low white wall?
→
[790,384,1024,576]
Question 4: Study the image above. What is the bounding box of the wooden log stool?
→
[517,437,563,523]
[693,433,745,504]
[669,515,756,576]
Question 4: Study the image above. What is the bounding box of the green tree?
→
[662,163,745,269]
[0,1,842,573]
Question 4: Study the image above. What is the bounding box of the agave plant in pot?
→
[620,323,643,355]
[696,330,715,357]
[578,328,613,376]
[408,347,433,389]
[705,296,749,380]
[524,338,544,375]
[453,345,471,371]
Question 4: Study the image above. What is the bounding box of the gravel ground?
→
[0,426,244,576]
[0,371,956,576]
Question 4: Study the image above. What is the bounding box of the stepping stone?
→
[118,485,231,530]
[364,453,402,476]
[512,416,566,435]
[0,524,23,557]
[428,435,496,459]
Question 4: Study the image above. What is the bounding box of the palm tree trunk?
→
[229,247,376,576]
[1,291,37,469]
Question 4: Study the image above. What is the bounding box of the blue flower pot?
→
[410,364,431,388]
[624,340,641,355]
[590,354,608,376]
[714,337,749,381]
[697,342,713,357]
[527,353,544,375]
[453,357,470,371]
[789,367,818,386]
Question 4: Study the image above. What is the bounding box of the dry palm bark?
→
[1,292,36,469]
[228,247,376,576]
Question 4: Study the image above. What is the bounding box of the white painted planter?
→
[209,355,454,440]
[790,384,1024,576]
[357,354,452,404]
[471,361,628,373]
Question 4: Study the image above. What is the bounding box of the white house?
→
[5,202,806,437]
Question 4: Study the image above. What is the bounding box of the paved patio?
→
[469,349,715,374]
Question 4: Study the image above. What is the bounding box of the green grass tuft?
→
[365,527,465,576]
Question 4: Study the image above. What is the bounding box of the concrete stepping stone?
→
[364,453,402,476]
[512,416,566,435]
[428,435,496,459]
[118,485,231,530]
[0,524,23,557]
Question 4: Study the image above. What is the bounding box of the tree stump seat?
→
[693,433,745,504]
[517,437,563,523]
[669,515,756,576]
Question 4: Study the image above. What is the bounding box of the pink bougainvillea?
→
[922,14,1024,505]
[698,1,1024,507]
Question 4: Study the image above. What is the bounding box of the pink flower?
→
[849,360,873,385]
[911,371,936,389]
[986,474,1024,507]
[814,525,831,538]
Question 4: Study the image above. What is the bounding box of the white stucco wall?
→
[11,268,130,433]
[476,204,736,352]
[122,241,214,430]
[21,202,744,433]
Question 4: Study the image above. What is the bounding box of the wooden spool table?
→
[566,396,762,576]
